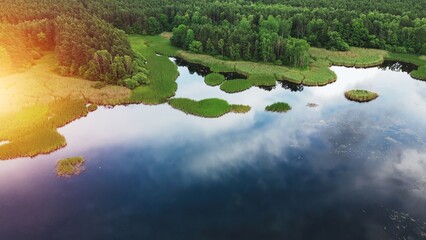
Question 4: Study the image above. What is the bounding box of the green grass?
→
[128,34,180,104]
[310,47,387,67]
[230,104,251,113]
[301,66,337,86]
[344,90,379,102]
[411,66,426,80]
[385,52,426,81]
[168,98,250,118]
[56,157,85,177]
[265,102,292,113]
[248,74,276,87]
[168,98,231,118]
[220,79,253,93]
[204,73,225,86]
[129,33,426,97]
[0,98,89,160]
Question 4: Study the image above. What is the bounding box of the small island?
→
[220,79,253,93]
[168,98,250,118]
[56,157,85,177]
[265,102,292,113]
[204,73,225,86]
[344,90,379,102]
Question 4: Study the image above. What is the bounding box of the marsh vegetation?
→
[168,98,250,118]
[56,157,85,177]
[345,90,379,102]
[265,102,292,113]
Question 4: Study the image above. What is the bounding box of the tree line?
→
[0,0,149,88]
[1,0,425,80]
[84,0,426,67]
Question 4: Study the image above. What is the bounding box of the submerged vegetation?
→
[265,102,292,113]
[56,157,85,177]
[345,90,379,102]
[230,105,251,113]
[168,98,250,118]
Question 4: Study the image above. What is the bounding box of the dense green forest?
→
[0,0,149,88]
[1,0,425,81]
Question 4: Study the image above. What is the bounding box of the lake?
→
[0,58,425,240]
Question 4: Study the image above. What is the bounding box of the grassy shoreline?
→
[1,33,425,160]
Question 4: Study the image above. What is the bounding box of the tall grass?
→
[0,98,89,160]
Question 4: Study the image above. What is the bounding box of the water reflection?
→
[379,60,418,73]
[279,80,304,92]
[0,59,426,240]
[173,57,247,80]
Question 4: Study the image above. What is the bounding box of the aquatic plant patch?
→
[344,90,379,102]
[205,73,225,86]
[57,157,85,177]
[265,102,292,113]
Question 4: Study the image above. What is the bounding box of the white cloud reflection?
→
[1,61,426,188]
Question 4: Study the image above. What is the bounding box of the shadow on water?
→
[279,81,304,92]
[378,60,418,73]
[258,80,304,92]
[173,57,247,80]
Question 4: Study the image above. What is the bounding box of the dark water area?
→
[174,57,212,77]
[379,60,418,73]
[1,58,426,240]
[279,80,304,92]
[173,57,247,80]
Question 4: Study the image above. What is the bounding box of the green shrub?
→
[132,72,150,85]
[124,78,139,89]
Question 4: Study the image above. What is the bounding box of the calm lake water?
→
[0,59,425,240]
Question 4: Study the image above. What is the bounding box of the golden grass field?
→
[0,52,133,160]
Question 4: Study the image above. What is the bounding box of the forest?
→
[1,0,425,82]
